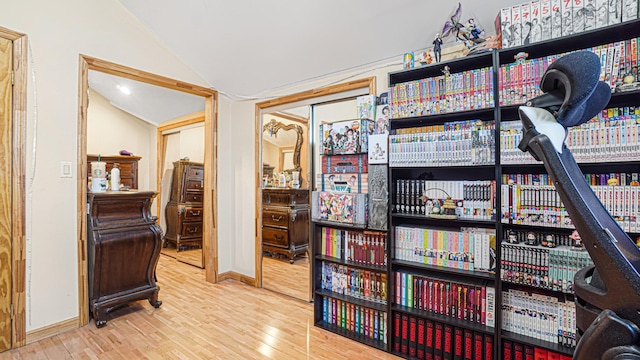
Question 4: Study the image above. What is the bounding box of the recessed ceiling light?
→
[117,85,131,95]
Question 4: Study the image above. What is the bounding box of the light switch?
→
[61,161,73,178]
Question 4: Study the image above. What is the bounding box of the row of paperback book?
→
[501,183,573,229]
[502,289,577,347]
[388,67,495,119]
[388,120,495,167]
[499,0,638,49]
[392,314,494,360]
[502,340,572,360]
[320,296,387,343]
[502,107,640,165]
[501,242,593,293]
[318,227,387,266]
[501,182,640,232]
[394,180,496,222]
[394,270,496,327]
[319,262,388,304]
[394,226,497,273]
[499,37,640,106]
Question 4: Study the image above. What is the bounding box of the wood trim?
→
[78,55,219,327]
[158,110,205,132]
[271,111,308,125]
[254,77,376,288]
[25,317,78,345]
[80,56,215,97]
[217,271,256,287]
[10,30,27,349]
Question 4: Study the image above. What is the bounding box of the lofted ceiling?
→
[91,0,525,123]
[117,0,525,100]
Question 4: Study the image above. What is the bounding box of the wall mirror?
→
[261,107,310,301]
[86,70,206,269]
[262,118,303,187]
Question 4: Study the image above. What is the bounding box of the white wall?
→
[86,89,157,191]
[231,62,403,278]
[0,0,212,331]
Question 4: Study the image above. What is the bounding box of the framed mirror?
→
[262,119,303,187]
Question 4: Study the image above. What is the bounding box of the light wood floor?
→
[1,256,399,360]
[262,254,310,301]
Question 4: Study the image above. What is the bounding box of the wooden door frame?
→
[77,55,218,326]
[0,26,27,349]
[254,77,376,288]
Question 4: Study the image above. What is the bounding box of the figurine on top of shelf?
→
[514,52,529,65]
[441,65,451,76]
[432,33,443,63]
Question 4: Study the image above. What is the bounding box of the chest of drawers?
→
[164,160,204,250]
[262,188,309,263]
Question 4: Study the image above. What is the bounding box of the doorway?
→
[77,55,218,326]
[255,77,376,302]
[0,26,27,351]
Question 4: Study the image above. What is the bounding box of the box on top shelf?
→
[320,119,373,155]
[321,154,369,174]
[312,191,368,226]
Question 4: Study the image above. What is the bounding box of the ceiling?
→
[117,0,524,100]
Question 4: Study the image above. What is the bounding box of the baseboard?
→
[26,317,79,344]
[217,271,256,287]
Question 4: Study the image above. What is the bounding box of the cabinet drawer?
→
[262,227,288,248]
[187,166,204,179]
[184,191,203,203]
[186,179,203,191]
[180,222,202,239]
[263,209,289,228]
[183,207,203,221]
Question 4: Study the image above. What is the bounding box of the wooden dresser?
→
[262,188,309,263]
[87,154,141,189]
[87,191,162,328]
[164,160,204,250]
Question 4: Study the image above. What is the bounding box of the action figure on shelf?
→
[432,34,443,63]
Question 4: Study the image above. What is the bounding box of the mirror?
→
[261,108,310,301]
[86,70,206,269]
[262,118,303,187]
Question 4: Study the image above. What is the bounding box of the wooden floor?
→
[1,256,399,360]
[262,254,310,301]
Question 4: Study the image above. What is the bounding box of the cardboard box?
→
[312,191,368,225]
[316,173,369,193]
[321,154,368,174]
[320,119,374,155]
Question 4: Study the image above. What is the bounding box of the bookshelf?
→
[311,99,391,351]
[385,18,640,360]
[388,50,500,360]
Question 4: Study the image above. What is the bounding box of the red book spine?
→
[524,345,534,360]
[547,351,559,360]
[395,271,401,305]
[434,322,444,360]
[534,348,548,360]
[426,320,435,360]
[463,329,473,360]
[401,314,409,354]
[409,316,417,357]
[444,324,453,360]
[393,312,401,353]
[514,342,524,360]
[473,332,483,360]
[417,318,426,359]
[483,334,493,360]
[454,327,463,360]
[451,283,458,319]
[503,340,513,360]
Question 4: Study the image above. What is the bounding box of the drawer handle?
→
[271,215,283,222]
[189,210,201,216]
[187,227,199,234]
[274,235,284,241]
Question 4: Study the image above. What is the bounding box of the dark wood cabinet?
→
[87,154,141,189]
[262,188,309,263]
[164,160,204,250]
[87,191,162,328]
